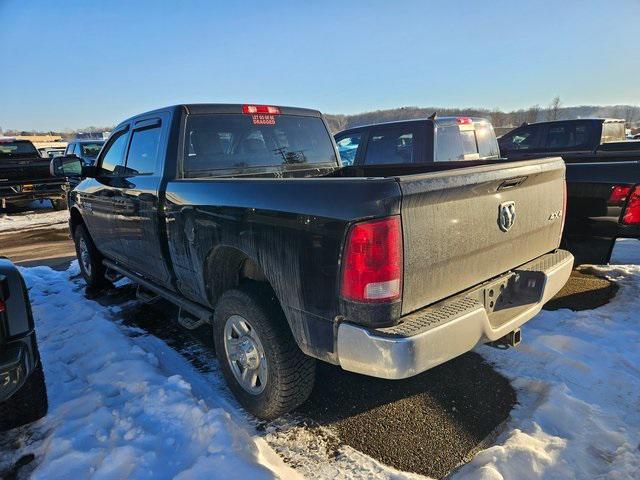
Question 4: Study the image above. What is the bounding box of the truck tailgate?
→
[0,158,52,183]
[399,157,565,315]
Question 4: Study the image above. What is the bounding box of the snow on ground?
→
[0,263,298,480]
[0,209,69,234]
[2,239,639,479]
[455,242,640,480]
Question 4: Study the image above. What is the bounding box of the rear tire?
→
[213,283,315,419]
[0,363,48,432]
[74,224,109,288]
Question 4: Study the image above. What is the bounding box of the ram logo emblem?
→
[498,201,516,232]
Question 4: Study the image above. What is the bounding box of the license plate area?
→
[475,271,545,315]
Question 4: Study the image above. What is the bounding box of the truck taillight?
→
[622,185,640,224]
[456,117,472,125]
[0,299,5,313]
[341,216,403,303]
[608,185,632,206]
[242,105,281,115]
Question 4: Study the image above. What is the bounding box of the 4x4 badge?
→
[498,201,516,232]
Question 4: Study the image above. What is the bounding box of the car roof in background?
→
[335,116,492,136]
[524,118,625,127]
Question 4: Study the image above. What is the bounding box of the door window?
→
[335,133,363,166]
[545,122,592,149]
[364,127,417,165]
[125,126,161,175]
[99,130,129,174]
[502,125,541,151]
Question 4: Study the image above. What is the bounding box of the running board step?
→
[177,308,208,330]
[105,268,124,283]
[136,285,159,303]
[102,259,213,324]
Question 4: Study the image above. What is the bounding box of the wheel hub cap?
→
[223,315,268,395]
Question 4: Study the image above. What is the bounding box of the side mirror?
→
[50,156,85,179]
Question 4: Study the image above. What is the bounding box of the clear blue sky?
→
[1,0,639,131]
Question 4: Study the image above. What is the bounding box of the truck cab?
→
[498,118,629,161]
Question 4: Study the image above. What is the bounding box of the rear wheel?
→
[0,363,48,432]
[213,283,315,419]
[74,224,109,288]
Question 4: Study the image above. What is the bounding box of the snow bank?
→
[1,264,297,479]
[0,210,69,233]
[455,247,640,479]
[3,240,640,479]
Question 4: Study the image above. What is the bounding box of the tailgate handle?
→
[498,176,527,190]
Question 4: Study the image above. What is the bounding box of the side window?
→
[99,130,129,174]
[125,126,161,175]
[335,133,363,166]
[503,125,541,151]
[546,122,591,150]
[66,144,75,156]
[364,127,417,165]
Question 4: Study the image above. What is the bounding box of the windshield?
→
[183,114,337,177]
[0,141,39,159]
[81,142,104,157]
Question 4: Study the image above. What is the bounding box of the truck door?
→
[78,126,130,263]
[115,113,173,287]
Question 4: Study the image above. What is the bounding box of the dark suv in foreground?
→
[0,258,48,431]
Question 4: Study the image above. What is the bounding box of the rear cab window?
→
[601,122,625,143]
[182,113,337,177]
[435,119,499,162]
[0,140,39,159]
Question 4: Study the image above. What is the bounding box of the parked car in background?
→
[65,139,105,166]
[497,119,634,161]
[0,139,67,210]
[334,116,501,166]
[52,104,572,419]
[0,258,48,431]
[499,119,640,264]
[39,147,67,158]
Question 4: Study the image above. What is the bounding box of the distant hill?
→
[324,104,640,133]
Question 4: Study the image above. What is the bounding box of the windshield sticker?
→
[252,114,276,125]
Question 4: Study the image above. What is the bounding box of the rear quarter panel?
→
[164,177,401,359]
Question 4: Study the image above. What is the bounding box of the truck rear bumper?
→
[336,249,574,379]
[0,183,65,202]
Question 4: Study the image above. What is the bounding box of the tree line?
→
[324,99,640,133]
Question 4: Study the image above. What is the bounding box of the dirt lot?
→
[0,208,622,478]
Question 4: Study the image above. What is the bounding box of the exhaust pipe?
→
[488,328,522,349]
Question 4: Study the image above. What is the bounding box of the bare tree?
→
[623,106,638,124]
[546,96,562,121]
[525,105,541,124]
[490,108,508,127]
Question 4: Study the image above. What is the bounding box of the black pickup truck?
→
[0,139,67,210]
[499,119,640,264]
[52,104,572,419]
